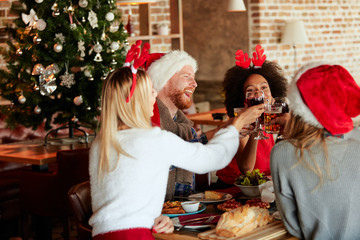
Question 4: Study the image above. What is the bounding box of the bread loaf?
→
[215,205,271,237]
[204,190,224,200]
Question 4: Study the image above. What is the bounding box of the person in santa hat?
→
[270,62,360,240]
[145,50,226,199]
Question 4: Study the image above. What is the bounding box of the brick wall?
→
[248,0,360,83]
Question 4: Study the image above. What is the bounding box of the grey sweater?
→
[270,128,360,240]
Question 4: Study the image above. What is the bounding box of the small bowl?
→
[181,201,200,213]
[235,184,260,197]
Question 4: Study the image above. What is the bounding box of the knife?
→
[179,215,220,224]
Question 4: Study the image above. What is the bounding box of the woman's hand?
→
[232,105,264,132]
[152,215,174,234]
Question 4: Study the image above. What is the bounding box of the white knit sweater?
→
[89,126,239,236]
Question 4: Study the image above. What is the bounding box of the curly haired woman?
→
[216,46,288,187]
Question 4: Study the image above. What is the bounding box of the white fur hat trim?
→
[147,50,198,92]
[287,61,333,128]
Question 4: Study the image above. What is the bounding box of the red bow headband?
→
[235,44,266,69]
[123,40,150,102]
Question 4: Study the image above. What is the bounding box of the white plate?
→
[171,216,212,230]
[163,203,206,218]
[188,192,232,203]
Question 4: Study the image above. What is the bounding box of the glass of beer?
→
[245,90,269,140]
[233,107,253,136]
[264,97,289,136]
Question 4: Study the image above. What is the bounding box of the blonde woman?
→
[88,42,263,240]
[270,62,360,239]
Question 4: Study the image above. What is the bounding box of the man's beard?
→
[169,89,192,110]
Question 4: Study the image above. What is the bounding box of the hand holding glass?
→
[245,91,269,140]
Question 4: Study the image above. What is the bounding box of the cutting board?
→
[198,221,287,240]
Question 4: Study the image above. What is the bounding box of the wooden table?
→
[0,139,90,170]
[187,108,228,126]
[153,204,296,240]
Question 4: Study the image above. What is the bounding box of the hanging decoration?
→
[78,0,88,8]
[16,48,23,56]
[77,40,86,58]
[22,9,38,28]
[34,105,41,114]
[35,19,47,31]
[105,12,114,22]
[60,62,75,88]
[88,10,98,29]
[51,3,60,17]
[33,34,42,44]
[93,41,103,62]
[18,93,26,104]
[73,95,83,106]
[32,63,60,96]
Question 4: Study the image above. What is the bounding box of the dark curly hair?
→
[223,61,288,117]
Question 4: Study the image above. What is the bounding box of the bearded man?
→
[146,51,212,199]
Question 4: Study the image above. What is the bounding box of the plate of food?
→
[161,201,206,218]
[187,191,233,203]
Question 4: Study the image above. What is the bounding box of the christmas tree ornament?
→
[88,10,98,29]
[101,31,106,41]
[35,0,43,3]
[111,59,117,65]
[34,105,41,114]
[18,94,26,104]
[33,84,39,91]
[84,69,92,78]
[78,0,88,8]
[100,75,107,81]
[73,96,83,106]
[22,9,38,28]
[81,16,86,23]
[16,48,23,56]
[110,41,119,51]
[35,19,46,31]
[33,34,42,44]
[54,33,65,43]
[53,43,63,52]
[109,23,119,32]
[93,41,103,62]
[51,3,60,17]
[105,12,114,22]
[60,62,75,88]
[52,10,60,17]
[88,76,94,81]
[32,54,38,62]
[32,63,60,96]
[78,40,86,58]
[86,106,91,111]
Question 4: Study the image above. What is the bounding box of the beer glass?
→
[245,90,268,140]
[277,97,289,139]
[264,97,289,138]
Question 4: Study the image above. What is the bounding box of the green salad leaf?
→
[234,169,269,186]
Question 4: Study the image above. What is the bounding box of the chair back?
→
[68,181,92,240]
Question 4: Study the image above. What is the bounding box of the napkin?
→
[258,181,275,203]
[178,214,220,226]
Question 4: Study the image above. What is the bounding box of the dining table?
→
[0,138,91,171]
[153,187,298,240]
[186,108,228,126]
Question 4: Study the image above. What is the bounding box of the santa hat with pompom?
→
[146,50,198,92]
[288,62,360,135]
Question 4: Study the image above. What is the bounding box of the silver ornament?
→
[35,0,43,3]
[73,96,83,106]
[34,105,41,114]
[60,72,75,88]
[33,84,39,91]
[105,12,114,22]
[86,106,91,111]
[36,19,47,31]
[53,43,63,52]
[18,95,26,104]
[78,0,88,8]
[94,53,102,62]
[88,77,94,81]
[110,42,119,51]
[84,69,92,77]
[94,42,103,53]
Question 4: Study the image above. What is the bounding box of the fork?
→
[176,215,216,231]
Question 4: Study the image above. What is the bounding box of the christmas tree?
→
[0,0,128,132]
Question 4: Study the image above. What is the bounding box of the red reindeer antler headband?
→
[235,44,266,69]
[123,40,150,102]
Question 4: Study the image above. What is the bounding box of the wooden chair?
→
[68,181,92,240]
[19,148,90,240]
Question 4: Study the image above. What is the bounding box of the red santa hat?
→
[146,50,198,91]
[288,62,360,135]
